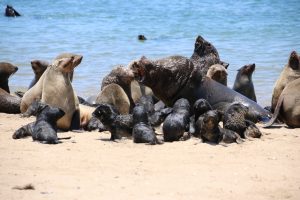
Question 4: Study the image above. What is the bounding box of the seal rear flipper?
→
[13,122,34,139]
[70,110,81,130]
[263,95,284,128]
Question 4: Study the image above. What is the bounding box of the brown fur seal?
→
[0,62,18,93]
[190,35,229,76]
[21,55,83,130]
[129,55,271,122]
[233,64,257,102]
[0,88,21,114]
[271,51,300,111]
[29,60,49,89]
[264,78,300,128]
[206,64,228,86]
[96,83,130,114]
[5,5,21,17]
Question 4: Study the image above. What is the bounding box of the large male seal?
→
[264,78,300,128]
[233,64,257,102]
[129,55,271,122]
[21,55,83,130]
[0,62,18,93]
[271,51,300,111]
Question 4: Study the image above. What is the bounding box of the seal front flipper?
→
[70,110,81,130]
[13,122,34,139]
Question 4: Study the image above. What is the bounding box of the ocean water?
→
[1,0,299,106]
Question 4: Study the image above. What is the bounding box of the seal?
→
[93,103,133,140]
[5,5,21,17]
[264,78,300,128]
[20,55,83,130]
[0,62,18,93]
[129,55,271,122]
[233,64,257,102]
[206,64,228,86]
[96,83,130,115]
[130,80,153,103]
[162,98,190,142]
[194,110,242,144]
[28,60,49,89]
[271,51,300,111]
[190,35,229,76]
[132,105,162,144]
[13,101,68,144]
[0,88,21,114]
[138,35,147,41]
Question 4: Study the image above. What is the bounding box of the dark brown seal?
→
[29,60,49,89]
[0,88,21,114]
[0,62,18,93]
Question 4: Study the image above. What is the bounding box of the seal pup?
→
[129,55,271,123]
[13,101,67,144]
[206,64,228,86]
[0,62,18,93]
[93,103,133,140]
[194,110,242,144]
[20,55,83,130]
[233,64,257,102]
[264,78,300,128]
[5,5,21,17]
[162,98,190,142]
[132,105,162,144]
[271,51,300,111]
[28,60,49,89]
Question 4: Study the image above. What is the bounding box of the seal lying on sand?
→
[264,78,300,128]
[132,105,162,144]
[129,55,271,122]
[162,98,190,142]
[28,60,49,89]
[0,88,21,114]
[0,62,18,93]
[13,101,68,144]
[233,64,257,102]
[21,55,83,130]
[271,51,300,112]
[93,103,133,140]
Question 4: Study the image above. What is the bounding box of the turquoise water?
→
[1,0,300,106]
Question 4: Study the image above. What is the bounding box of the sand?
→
[0,112,299,200]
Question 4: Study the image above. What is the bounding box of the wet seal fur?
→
[162,98,190,142]
[129,55,271,123]
[5,5,21,17]
[132,105,162,144]
[194,110,242,144]
[271,51,300,112]
[264,78,300,128]
[233,64,257,102]
[93,103,133,140]
[13,101,68,144]
[20,55,83,130]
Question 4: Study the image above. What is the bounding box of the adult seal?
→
[0,62,18,93]
[129,55,271,122]
[0,88,21,114]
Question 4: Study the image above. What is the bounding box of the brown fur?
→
[29,60,49,88]
[96,83,130,114]
[271,51,300,111]
[0,88,21,114]
[0,62,18,93]
[206,64,227,86]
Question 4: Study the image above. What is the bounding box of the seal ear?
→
[288,51,299,70]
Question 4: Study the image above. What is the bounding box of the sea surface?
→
[1,0,300,106]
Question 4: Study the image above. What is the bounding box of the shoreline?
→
[0,113,299,200]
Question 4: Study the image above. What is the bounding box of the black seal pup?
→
[162,98,190,142]
[233,64,257,102]
[93,103,133,140]
[129,55,271,122]
[132,105,162,144]
[5,5,21,17]
[195,110,242,144]
[29,60,49,89]
[13,101,67,144]
[0,62,18,93]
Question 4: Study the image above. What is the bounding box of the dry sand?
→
[0,112,299,200]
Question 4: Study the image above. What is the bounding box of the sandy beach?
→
[0,112,299,200]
